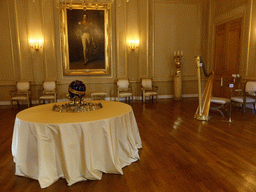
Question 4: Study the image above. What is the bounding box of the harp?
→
[194,56,214,121]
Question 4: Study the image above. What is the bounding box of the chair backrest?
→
[141,78,152,90]
[245,81,256,93]
[117,79,129,90]
[43,81,56,92]
[16,81,30,92]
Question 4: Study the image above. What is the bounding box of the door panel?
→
[226,18,241,75]
[214,23,226,75]
[213,18,242,98]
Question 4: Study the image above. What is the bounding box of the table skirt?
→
[12,110,142,188]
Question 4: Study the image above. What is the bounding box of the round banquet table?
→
[11,101,142,188]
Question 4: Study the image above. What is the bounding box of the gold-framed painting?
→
[60,3,111,76]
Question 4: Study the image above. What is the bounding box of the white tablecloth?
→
[11,101,142,188]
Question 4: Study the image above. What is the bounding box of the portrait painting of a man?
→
[67,9,105,69]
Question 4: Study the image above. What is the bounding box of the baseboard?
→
[0,101,11,105]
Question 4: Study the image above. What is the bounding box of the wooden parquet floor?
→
[1,98,256,192]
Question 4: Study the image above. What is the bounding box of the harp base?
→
[194,114,210,121]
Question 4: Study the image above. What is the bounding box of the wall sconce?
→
[29,39,43,51]
[128,40,139,50]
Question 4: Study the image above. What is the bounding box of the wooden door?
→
[212,18,242,98]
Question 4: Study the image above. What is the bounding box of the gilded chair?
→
[231,80,256,113]
[117,79,133,102]
[11,81,31,108]
[39,81,57,104]
[141,78,158,102]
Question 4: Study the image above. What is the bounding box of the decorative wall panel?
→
[0,0,16,85]
[116,0,128,78]
[15,0,33,81]
[138,0,149,78]
[126,0,139,81]
[42,0,58,80]
[153,2,199,81]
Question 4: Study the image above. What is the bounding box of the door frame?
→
[207,2,252,79]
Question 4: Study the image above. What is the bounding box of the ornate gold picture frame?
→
[60,4,111,76]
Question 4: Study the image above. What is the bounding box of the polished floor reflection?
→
[1,98,256,191]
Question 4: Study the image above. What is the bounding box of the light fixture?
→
[29,39,43,51]
[128,40,139,50]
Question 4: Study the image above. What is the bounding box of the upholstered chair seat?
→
[210,97,230,117]
[119,91,132,97]
[39,95,56,100]
[144,91,158,97]
[231,97,255,103]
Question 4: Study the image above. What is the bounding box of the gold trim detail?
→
[60,3,111,76]
[68,87,86,95]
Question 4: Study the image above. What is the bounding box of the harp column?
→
[173,51,183,100]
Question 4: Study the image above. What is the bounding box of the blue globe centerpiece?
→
[68,80,86,103]
[52,80,103,112]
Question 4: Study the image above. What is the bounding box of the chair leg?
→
[242,104,245,113]
[229,101,232,121]
[210,103,230,117]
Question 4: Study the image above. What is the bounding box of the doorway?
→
[212,17,242,98]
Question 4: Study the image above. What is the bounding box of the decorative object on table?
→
[68,80,86,104]
[173,51,183,100]
[52,102,103,113]
[52,80,103,112]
